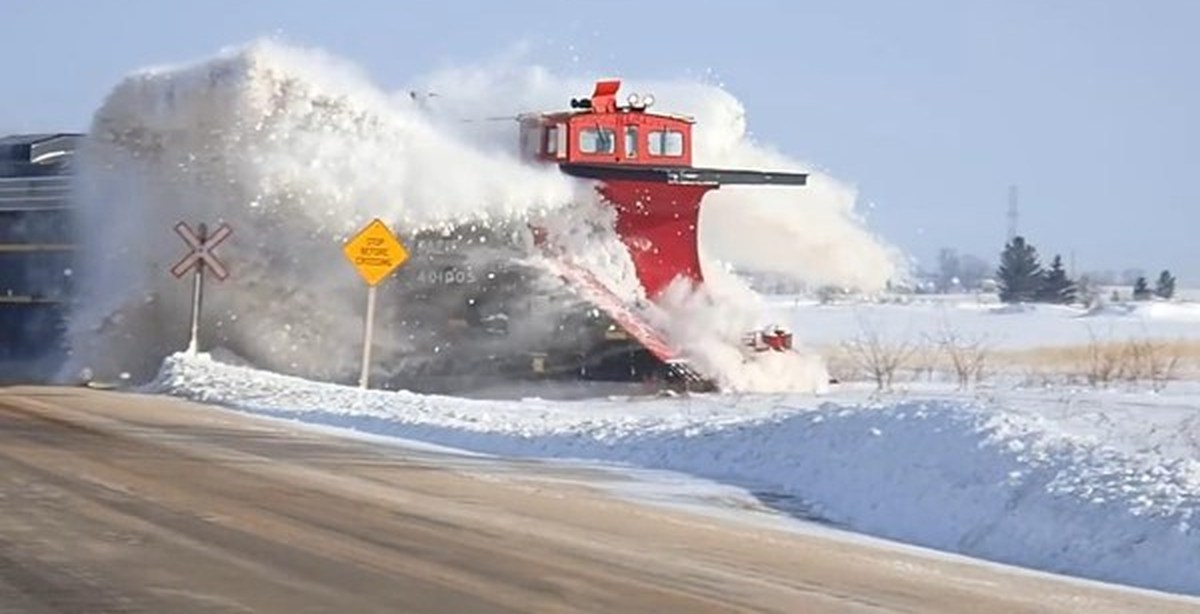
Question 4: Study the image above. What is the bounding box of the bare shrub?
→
[1083,328,1124,387]
[841,318,920,390]
[929,321,992,390]
[1082,328,1183,391]
[1125,338,1183,392]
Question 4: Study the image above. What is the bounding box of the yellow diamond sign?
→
[343,218,409,286]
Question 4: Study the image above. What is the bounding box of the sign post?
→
[342,218,408,389]
[361,285,378,389]
[171,221,232,355]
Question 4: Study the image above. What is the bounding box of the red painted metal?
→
[521,79,801,307]
[520,79,695,168]
[599,180,716,299]
[540,256,680,362]
[589,79,621,114]
[517,80,710,300]
[568,113,622,164]
[763,329,793,352]
[513,79,810,376]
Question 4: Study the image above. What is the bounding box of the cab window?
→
[648,130,685,157]
[624,126,638,158]
[522,124,541,157]
[579,128,616,154]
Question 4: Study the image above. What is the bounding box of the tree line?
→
[997,236,1176,304]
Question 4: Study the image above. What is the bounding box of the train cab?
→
[519,79,694,168]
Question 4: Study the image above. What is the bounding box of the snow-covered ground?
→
[772,296,1200,350]
[154,351,1200,597]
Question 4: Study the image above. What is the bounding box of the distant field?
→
[1001,340,1200,373]
[775,296,1200,383]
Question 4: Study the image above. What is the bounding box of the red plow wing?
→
[540,256,678,362]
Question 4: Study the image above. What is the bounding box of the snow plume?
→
[410,62,897,388]
[681,85,903,292]
[67,41,579,382]
[655,271,830,394]
[67,40,896,389]
[411,63,903,292]
[532,199,645,302]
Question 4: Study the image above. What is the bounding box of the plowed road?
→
[0,387,1193,613]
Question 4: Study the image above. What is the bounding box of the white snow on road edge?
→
[153,352,1200,596]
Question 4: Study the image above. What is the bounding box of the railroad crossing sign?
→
[171,222,232,280]
[342,218,409,389]
[342,218,409,286]
[172,221,232,355]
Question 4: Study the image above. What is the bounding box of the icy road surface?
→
[10,386,1197,612]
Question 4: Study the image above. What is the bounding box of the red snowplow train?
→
[390,79,809,391]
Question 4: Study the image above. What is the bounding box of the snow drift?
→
[156,352,1200,596]
[67,40,897,389]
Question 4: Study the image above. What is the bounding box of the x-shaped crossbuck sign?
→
[171,222,232,281]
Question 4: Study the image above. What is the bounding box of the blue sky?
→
[3,0,1196,281]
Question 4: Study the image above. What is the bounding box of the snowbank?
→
[155,353,1200,595]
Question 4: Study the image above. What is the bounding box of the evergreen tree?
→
[1155,270,1176,299]
[996,236,1043,303]
[1036,255,1077,304]
[1133,276,1152,301]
